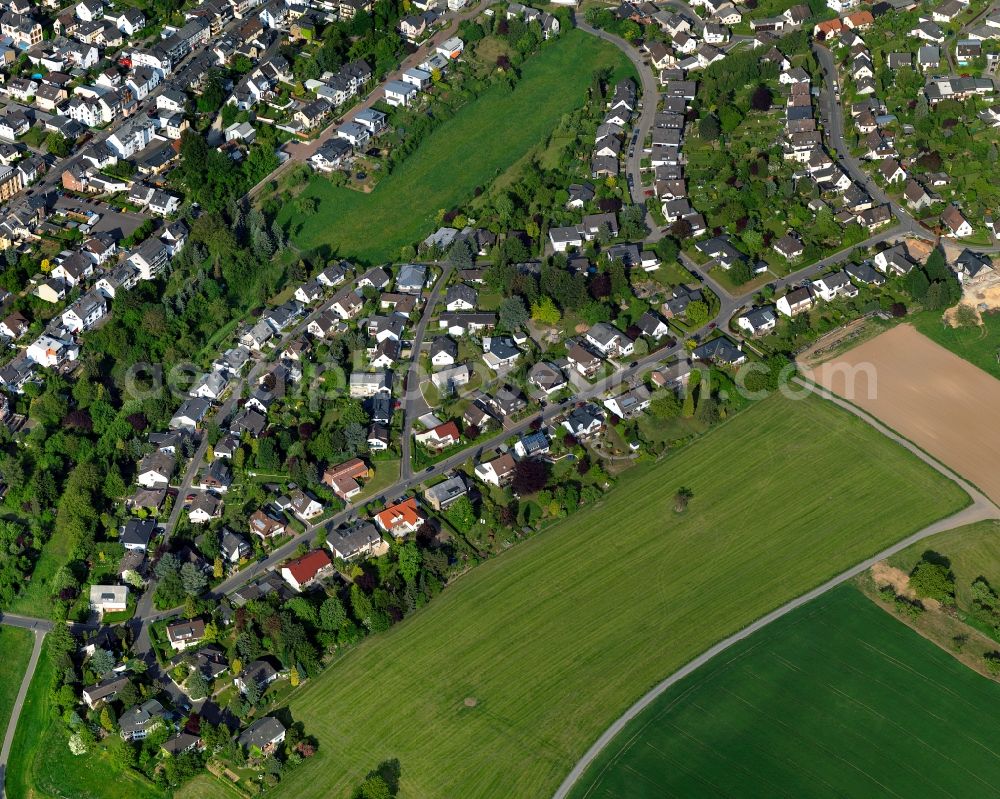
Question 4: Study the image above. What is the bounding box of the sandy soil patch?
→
[803,323,1000,504]
[871,562,914,597]
[870,562,941,610]
[944,272,1000,326]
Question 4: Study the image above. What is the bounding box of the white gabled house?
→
[775,286,814,317]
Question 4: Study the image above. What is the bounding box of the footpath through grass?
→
[273,393,966,799]
[569,584,1000,799]
[0,626,33,739]
[6,637,166,799]
[278,29,633,264]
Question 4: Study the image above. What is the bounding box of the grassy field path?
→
[557,379,1000,798]
[0,626,40,798]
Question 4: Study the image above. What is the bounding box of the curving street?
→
[3,15,998,799]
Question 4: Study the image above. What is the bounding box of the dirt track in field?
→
[802,323,1000,505]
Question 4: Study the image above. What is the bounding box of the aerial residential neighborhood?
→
[0,0,997,796]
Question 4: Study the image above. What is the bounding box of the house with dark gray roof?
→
[119,699,164,741]
[326,520,382,560]
[121,518,157,551]
[692,337,746,365]
[235,659,279,695]
[238,716,285,752]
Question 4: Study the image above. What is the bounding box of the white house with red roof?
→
[280,550,333,592]
[374,497,426,538]
[414,420,461,451]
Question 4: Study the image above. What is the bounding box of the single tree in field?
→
[674,487,694,513]
[954,304,979,328]
[909,553,955,603]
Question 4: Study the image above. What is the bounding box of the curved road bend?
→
[577,19,659,208]
[553,379,1000,799]
[577,19,934,332]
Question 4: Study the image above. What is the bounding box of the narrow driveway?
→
[401,263,453,480]
[552,378,1000,799]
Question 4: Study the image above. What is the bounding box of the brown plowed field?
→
[803,323,1000,504]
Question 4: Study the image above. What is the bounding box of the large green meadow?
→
[569,584,1000,798]
[277,29,632,264]
[272,394,966,798]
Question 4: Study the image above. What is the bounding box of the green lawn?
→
[568,584,1000,799]
[911,310,1000,381]
[6,638,166,799]
[889,519,1000,609]
[277,29,633,264]
[272,393,966,799]
[8,525,73,618]
[173,773,246,799]
[0,627,33,739]
[355,458,401,502]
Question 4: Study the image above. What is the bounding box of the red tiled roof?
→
[284,550,331,585]
[845,11,874,26]
[375,497,423,531]
[432,421,460,442]
[323,458,368,483]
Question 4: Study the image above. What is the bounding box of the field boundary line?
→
[553,381,1000,799]
[793,375,996,504]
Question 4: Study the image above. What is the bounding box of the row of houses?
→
[306,42,465,172]
[0,218,187,395]
[641,9,729,75]
[590,77,636,180]
[653,75,706,238]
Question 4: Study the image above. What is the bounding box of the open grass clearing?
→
[910,308,1000,381]
[8,526,73,618]
[173,773,246,799]
[568,584,1000,799]
[271,392,966,799]
[277,30,633,264]
[355,458,401,502]
[803,322,1000,504]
